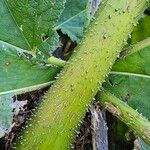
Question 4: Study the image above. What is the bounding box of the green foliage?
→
[56,0,102,42]
[0,0,65,55]
[0,0,29,50]
[56,0,88,42]
[104,47,150,119]
[131,14,150,43]
[0,42,59,95]
[0,0,150,149]
[0,0,65,134]
[14,0,149,149]
[0,0,66,94]
[98,91,150,145]
[101,14,150,147]
[0,42,58,137]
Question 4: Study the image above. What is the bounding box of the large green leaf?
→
[0,0,65,94]
[56,0,87,43]
[0,0,29,50]
[56,0,102,43]
[0,42,58,135]
[0,0,65,54]
[104,15,150,119]
[0,42,59,95]
[0,0,64,136]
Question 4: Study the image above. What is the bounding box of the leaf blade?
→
[0,42,59,95]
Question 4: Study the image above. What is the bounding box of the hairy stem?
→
[46,38,150,67]
[15,0,149,149]
[35,53,150,145]
[96,91,150,145]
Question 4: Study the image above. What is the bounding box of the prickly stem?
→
[97,91,150,145]
[46,37,150,67]
[15,0,149,149]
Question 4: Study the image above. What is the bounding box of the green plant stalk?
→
[15,0,149,149]
[11,37,150,144]
[42,38,150,144]
[46,37,150,67]
[45,56,66,67]
[28,38,150,144]
[119,37,150,58]
[96,91,150,145]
